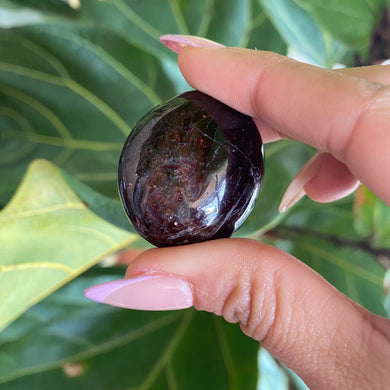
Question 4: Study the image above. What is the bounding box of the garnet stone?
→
[118,90,264,247]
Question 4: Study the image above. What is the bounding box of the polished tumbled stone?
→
[118,91,264,247]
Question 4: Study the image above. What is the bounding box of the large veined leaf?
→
[260,0,351,67]
[58,167,152,247]
[0,268,259,389]
[265,222,387,316]
[81,0,251,52]
[0,21,176,205]
[294,236,386,316]
[0,159,136,332]
[79,0,268,95]
[80,0,288,94]
[80,0,287,55]
[0,4,289,239]
[0,0,287,208]
[295,0,385,48]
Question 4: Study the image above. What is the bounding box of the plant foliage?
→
[0,0,389,388]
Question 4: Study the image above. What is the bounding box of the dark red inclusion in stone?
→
[118,91,264,247]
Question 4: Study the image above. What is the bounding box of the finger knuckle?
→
[341,83,390,162]
[219,243,295,349]
[257,263,296,353]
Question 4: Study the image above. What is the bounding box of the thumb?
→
[85,238,390,389]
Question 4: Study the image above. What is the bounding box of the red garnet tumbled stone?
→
[118,90,264,247]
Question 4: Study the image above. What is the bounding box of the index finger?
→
[178,47,390,205]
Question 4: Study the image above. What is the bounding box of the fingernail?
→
[279,152,326,212]
[84,274,193,311]
[160,34,224,54]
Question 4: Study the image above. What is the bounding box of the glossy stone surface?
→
[118,91,264,247]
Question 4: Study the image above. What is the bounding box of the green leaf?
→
[58,167,151,247]
[0,268,259,389]
[81,0,252,54]
[0,0,289,207]
[239,0,288,53]
[0,159,136,332]
[283,196,360,239]
[267,230,386,316]
[1,2,388,388]
[260,0,351,67]
[0,21,177,205]
[301,242,385,316]
[295,0,385,48]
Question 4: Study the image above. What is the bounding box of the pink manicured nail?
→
[84,274,193,311]
[279,152,326,212]
[160,34,225,54]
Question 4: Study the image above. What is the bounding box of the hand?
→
[85,36,390,390]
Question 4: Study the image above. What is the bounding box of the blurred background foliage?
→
[0,0,389,389]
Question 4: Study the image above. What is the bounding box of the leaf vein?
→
[165,362,178,390]
[0,85,72,139]
[302,243,383,286]
[3,129,123,151]
[139,310,194,390]
[168,0,190,35]
[68,226,118,246]
[214,316,237,389]
[0,61,131,136]
[0,262,74,274]
[113,0,163,40]
[0,313,182,385]
[13,36,70,79]
[1,203,86,221]
[197,0,215,37]
[44,29,161,105]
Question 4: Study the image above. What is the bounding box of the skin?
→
[125,48,390,389]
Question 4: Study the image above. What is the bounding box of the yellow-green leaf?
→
[0,159,137,332]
